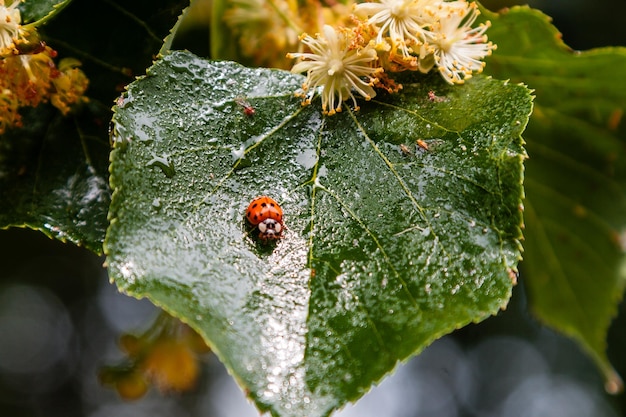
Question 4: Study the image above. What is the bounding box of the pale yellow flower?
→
[427,1,495,84]
[0,0,21,56]
[354,0,439,59]
[288,25,380,115]
[51,58,90,115]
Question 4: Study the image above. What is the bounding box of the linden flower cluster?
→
[0,0,89,134]
[223,0,356,68]
[100,316,210,399]
[223,0,301,68]
[287,0,495,115]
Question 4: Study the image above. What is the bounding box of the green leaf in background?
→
[0,0,189,251]
[0,103,110,252]
[482,5,626,392]
[106,51,532,416]
[18,0,71,26]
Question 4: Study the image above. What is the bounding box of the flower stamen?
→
[0,0,22,56]
[428,1,496,84]
[287,25,380,115]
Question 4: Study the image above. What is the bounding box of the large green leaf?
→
[106,51,532,416]
[0,0,189,252]
[482,6,626,392]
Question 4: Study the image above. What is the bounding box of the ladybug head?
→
[258,218,283,240]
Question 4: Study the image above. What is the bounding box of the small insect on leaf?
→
[14,30,47,55]
[427,90,445,103]
[245,196,285,241]
[416,139,429,151]
[235,97,255,116]
[15,39,46,55]
[400,144,413,156]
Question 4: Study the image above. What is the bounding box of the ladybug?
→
[245,196,284,240]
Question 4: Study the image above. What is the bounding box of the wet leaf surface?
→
[0,103,110,253]
[18,0,71,25]
[107,51,532,416]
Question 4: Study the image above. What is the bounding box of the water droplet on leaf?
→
[147,154,175,178]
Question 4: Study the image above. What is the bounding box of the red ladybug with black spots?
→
[245,196,284,240]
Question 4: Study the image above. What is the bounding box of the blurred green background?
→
[1,0,625,416]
